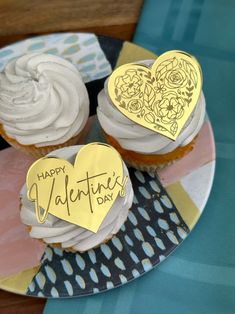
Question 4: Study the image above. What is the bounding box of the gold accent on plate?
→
[115,42,156,68]
[166,182,199,230]
[0,266,40,294]
[26,143,128,233]
[108,50,202,140]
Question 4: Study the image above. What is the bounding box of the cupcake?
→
[0,53,89,158]
[97,58,206,172]
[20,145,134,252]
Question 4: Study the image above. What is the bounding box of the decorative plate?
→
[0,33,215,298]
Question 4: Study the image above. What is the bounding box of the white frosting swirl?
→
[0,53,89,147]
[97,60,206,154]
[20,145,134,252]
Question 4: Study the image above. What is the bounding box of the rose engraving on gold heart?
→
[26,143,128,233]
[108,50,202,140]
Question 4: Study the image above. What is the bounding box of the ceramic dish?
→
[0,33,215,298]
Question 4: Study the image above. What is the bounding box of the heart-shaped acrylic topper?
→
[108,50,203,140]
[26,143,128,233]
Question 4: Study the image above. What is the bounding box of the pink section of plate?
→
[158,122,216,186]
[0,148,46,277]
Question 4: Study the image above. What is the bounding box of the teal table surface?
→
[45,0,235,313]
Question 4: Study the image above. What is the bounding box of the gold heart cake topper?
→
[108,50,203,140]
[26,143,128,233]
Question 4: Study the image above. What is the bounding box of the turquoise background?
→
[45,0,235,313]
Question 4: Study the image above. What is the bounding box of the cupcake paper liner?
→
[103,130,196,171]
[0,126,85,159]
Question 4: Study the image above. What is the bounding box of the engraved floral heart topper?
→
[108,50,203,140]
[26,143,128,233]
